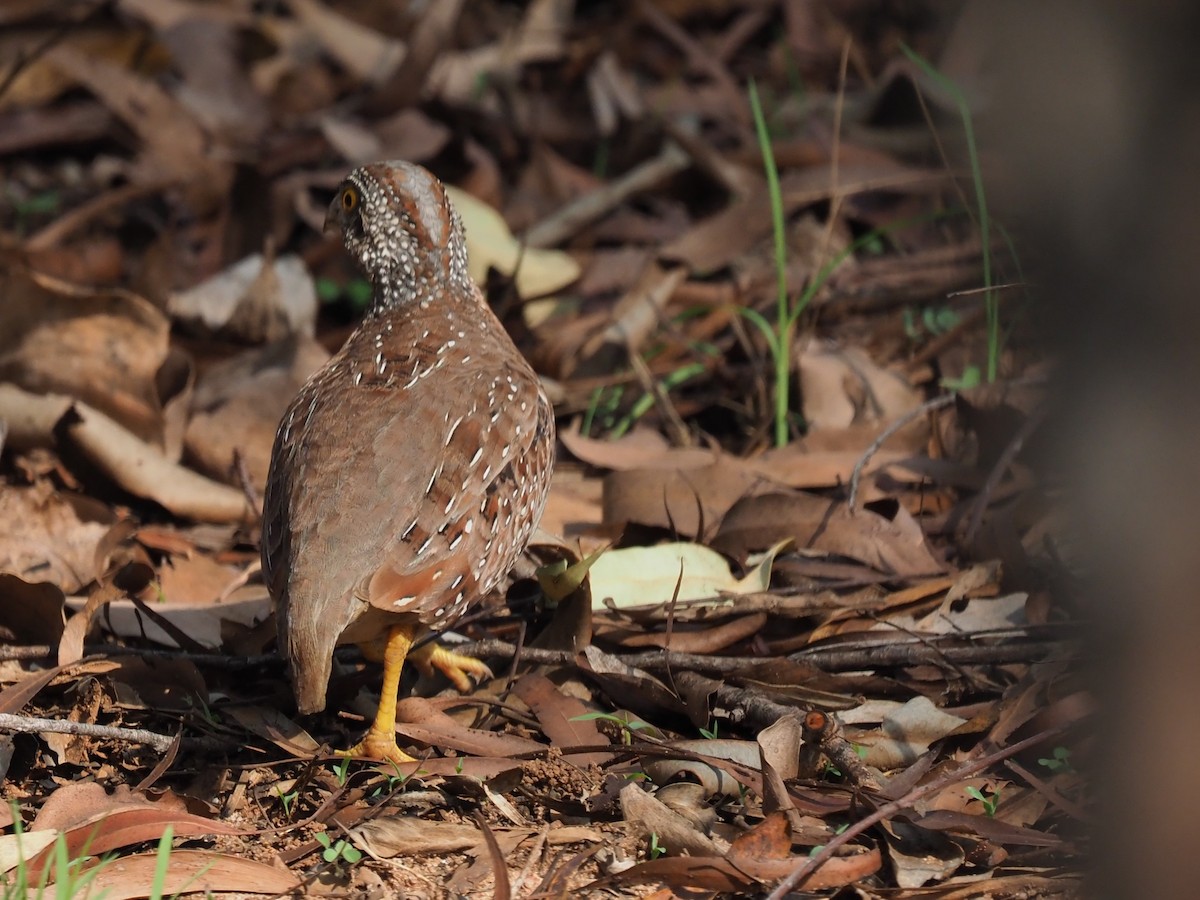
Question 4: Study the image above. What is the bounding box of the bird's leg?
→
[341,623,417,764]
[409,642,493,693]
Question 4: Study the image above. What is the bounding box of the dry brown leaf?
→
[619,782,724,857]
[914,808,1061,847]
[560,427,715,471]
[593,855,755,892]
[45,45,218,188]
[725,810,791,870]
[224,705,321,756]
[184,336,328,490]
[28,785,244,881]
[63,591,270,650]
[61,399,252,523]
[616,612,768,653]
[602,462,767,537]
[511,673,614,768]
[878,819,966,888]
[728,845,883,888]
[287,0,404,84]
[167,253,318,342]
[394,697,544,758]
[0,574,65,644]
[157,554,244,605]
[713,493,944,577]
[797,341,923,432]
[0,661,116,716]
[79,849,299,899]
[849,696,967,769]
[0,268,172,447]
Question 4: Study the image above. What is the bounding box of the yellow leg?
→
[409,643,493,693]
[340,624,417,764]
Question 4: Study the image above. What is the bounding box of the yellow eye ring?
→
[340,186,359,212]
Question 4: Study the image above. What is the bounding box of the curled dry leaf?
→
[224,705,321,757]
[0,268,172,448]
[350,817,482,858]
[797,340,923,432]
[877,818,966,888]
[0,831,57,876]
[850,696,967,770]
[725,811,792,872]
[63,589,270,651]
[394,696,545,758]
[60,399,251,523]
[619,782,725,858]
[614,611,768,653]
[167,253,318,342]
[642,739,763,797]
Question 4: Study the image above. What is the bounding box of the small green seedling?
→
[903,305,962,340]
[966,785,1001,817]
[316,832,362,865]
[332,755,352,786]
[276,785,300,817]
[369,765,414,800]
[316,276,373,313]
[571,711,654,746]
[940,365,982,392]
[808,823,849,857]
[9,188,61,235]
[698,719,719,740]
[648,833,666,860]
[1038,746,1074,773]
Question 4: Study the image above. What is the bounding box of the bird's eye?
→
[340,186,359,212]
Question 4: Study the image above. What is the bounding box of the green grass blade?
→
[900,43,997,381]
[747,78,793,447]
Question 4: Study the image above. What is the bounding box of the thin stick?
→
[765,722,1072,898]
[0,713,176,752]
[847,393,957,511]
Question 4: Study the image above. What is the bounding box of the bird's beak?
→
[323,198,341,235]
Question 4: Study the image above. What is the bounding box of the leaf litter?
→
[0,2,1084,897]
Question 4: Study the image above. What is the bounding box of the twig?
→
[25,180,169,251]
[0,644,281,668]
[0,713,176,752]
[455,631,1072,675]
[522,141,690,248]
[1003,758,1089,822]
[766,722,1073,898]
[847,393,957,511]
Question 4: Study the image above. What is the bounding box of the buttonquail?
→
[262,161,555,763]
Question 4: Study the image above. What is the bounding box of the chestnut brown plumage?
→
[261,161,555,762]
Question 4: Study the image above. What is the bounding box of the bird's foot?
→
[409,643,493,693]
[338,731,417,765]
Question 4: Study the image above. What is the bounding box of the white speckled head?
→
[325,160,473,309]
